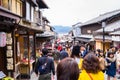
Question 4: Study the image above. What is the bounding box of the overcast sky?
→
[43,0,120,26]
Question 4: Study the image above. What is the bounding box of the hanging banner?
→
[0,32,6,47]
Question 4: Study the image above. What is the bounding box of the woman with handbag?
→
[78,52,104,80]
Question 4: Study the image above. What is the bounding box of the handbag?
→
[87,73,93,80]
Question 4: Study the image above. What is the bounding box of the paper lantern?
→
[0,32,6,47]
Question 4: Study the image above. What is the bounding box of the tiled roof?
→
[95,20,120,33]
[37,0,49,9]
[81,9,120,26]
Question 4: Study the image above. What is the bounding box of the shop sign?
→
[0,32,6,47]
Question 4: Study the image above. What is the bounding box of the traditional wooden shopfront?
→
[14,24,43,79]
[0,7,21,78]
[0,8,43,79]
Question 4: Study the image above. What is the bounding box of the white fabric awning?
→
[77,34,93,38]
[112,36,120,41]
[36,31,54,37]
[94,35,112,41]
[110,30,120,36]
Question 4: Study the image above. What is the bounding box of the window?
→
[1,0,12,10]
[31,6,34,22]
[26,1,31,21]
[87,30,92,34]
[16,0,22,16]
[11,0,16,13]
[75,27,81,36]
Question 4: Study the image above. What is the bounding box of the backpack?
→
[38,58,48,74]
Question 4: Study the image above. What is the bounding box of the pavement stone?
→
[30,72,120,80]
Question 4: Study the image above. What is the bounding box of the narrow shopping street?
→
[0,0,120,80]
[30,69,120,80]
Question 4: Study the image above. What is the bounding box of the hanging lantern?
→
[0,32,6,47]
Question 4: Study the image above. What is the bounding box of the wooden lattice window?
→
[1,0,12,10]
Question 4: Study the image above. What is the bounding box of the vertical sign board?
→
[6,33,14,71]
[0,32,6,47]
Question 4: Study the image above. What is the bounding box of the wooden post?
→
[27,32,30,77]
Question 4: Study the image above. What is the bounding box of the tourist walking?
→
[34,48,55,80]
[78,52,104,80]
[80,44,88,58]
[106,52,117,80]
[116,49,120,79]
[57,57,79,80]
[98,50,107,73]
[71,45,83,69]
[60,47,68,60]
[52,45,60,64]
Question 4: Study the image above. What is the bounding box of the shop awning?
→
[111,36,120,41]
[0,7,21,22]
[16,24,44,35]
[110,30,120,36]
[75,37,91,42]
[94,35,112,42]
[74,34,93,42]
[36,31,55,37]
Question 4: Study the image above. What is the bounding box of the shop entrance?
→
[0,47,7,75]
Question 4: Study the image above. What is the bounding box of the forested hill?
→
[53,26,72,34]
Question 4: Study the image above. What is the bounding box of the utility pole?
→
[102,22,106,53]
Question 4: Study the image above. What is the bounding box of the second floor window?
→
[16,0,22,16]
[1,0,12,10]
[26,1,30,21]
[31,6,34,22]
[25,1,34,22]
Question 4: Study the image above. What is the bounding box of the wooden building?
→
[0,0,48,79]
[72,9,120,51]
[0,0,22,78]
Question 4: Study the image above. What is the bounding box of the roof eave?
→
[37,0,49,9]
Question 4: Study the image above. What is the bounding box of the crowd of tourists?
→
[34,43,120,80]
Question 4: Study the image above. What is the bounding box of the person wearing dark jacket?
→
[35,48,55,80]
[60,47,68,60]
[80,44,88,58]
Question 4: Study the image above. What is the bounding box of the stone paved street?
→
[30,72,120,80]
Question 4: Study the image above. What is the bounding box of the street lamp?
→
[102,22,106,53]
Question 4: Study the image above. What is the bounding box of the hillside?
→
[53,25,72,34]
